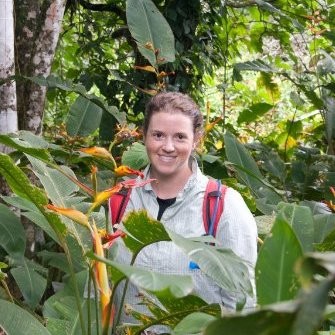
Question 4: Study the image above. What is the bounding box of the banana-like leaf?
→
[0,299,52,335]
[277,203,314,252]
[43,271,97,335]
[90,252,193,298]
[0,153,48,203]
[1,195,59,243]
[204,302,297,335]
[173,312,216,335]
[27,74,125,124]
[11,260,47,309]
[237,102,273,124]
[256,217,303,305]
[290,275,335,335]
[224,131,282,209]
[167,229,253,297]
[0,134,51,161]
[66,96,103,137]
[27,157,79,206]
[0,153,66,236]
[314,214,335,245]
[0,203,26,258]
[126,0,175,66]
[205,269,335,335]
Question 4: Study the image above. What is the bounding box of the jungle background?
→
[1,0,335,334]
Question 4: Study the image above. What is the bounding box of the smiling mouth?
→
[158,155,176,162]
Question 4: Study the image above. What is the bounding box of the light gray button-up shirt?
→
[113,159,258,333]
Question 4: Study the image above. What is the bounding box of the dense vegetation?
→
[1,0,335,334]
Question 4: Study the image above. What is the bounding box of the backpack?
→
[108,179,227,237]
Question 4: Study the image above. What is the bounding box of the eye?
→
[152,131,164,139]
[176,133,186,140]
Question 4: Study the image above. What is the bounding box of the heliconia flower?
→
[91,178,156,211]
[91,184,123,211]
[205,117,222,133]
[120,178,156,189]
[114,165,144,178]
[80,146,113,160]
[45,204,90,228]
[101,230,126,249]
[91,165,98,193]
[92,223,112,328]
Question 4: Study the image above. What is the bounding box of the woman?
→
[112,91,258,333]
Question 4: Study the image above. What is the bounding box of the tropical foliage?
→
[1,0,335,334]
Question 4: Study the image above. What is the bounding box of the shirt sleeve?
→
[216,187,258,309]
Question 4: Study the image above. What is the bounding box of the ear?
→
[193,131,202,148]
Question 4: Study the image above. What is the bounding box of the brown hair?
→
[143,92,203,136]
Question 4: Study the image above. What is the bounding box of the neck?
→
[150,167,193,199]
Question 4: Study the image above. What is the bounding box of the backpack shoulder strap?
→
[202,179,227,237]
[108,187,132,227]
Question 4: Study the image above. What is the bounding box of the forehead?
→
[148,111,193,131]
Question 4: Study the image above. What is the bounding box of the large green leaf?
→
[204,304,296,335]
[261,150,287,183]
[314,214,335,244]
[28,74,125,124]
[224,131,282,210]
[1,196,59,243]
[0,299,52,335]
[256,217,303,305]
[167,229,253,297]
[0,203,26,259]
[0,153,48,204]
[277,203,314,252]
[122,210,170,254]
[291,253,335,335]
[0,134,51,161]
[43,271,96,335]
[126,0,175,66]
[11,259,47,309]
[91,252,193,298]
[237,102,273,124]
[0,153,67,236]
[122,142,149,170]
[27,157,79,206]
[66,96,103,136]
[173,312,216,335]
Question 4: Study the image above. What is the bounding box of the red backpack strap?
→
[202,179,227,237]
[108,188,132,227]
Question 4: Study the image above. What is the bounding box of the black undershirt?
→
[156,197,176,220]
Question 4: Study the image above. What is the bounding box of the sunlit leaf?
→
[256,217,303,305]
[126,0,175,66]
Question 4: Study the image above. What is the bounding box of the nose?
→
[162,137,175,152]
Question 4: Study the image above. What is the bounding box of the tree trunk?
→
[0,0,18,152]
[14,0,66,134]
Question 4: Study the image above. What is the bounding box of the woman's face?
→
[144,111,197,179]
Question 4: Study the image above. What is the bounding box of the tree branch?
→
[79,0,126,21]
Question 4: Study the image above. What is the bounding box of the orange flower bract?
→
[80,146,113,160]
[92,223,112,328]
[46,204,89,228]
[114,165,144,178]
